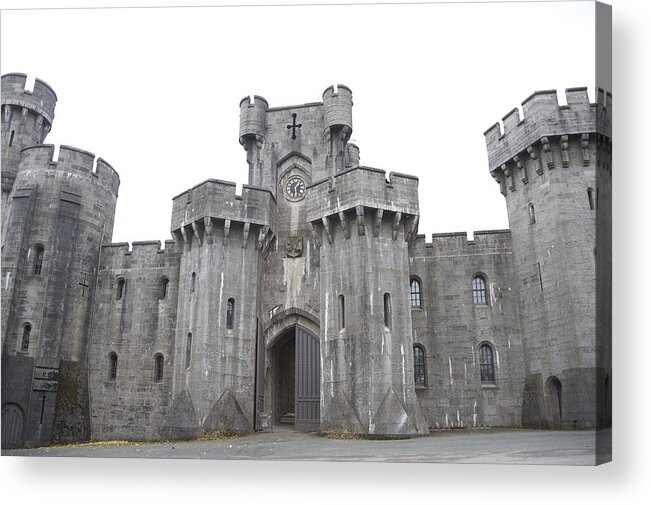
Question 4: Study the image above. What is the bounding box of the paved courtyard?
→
[2,428,610,465]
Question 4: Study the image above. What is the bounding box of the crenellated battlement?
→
[410,229,512,257]
[306,165,418,223]
[1,73,57,125]
[17,144,120,195]
[170,178,275,238]
[101,240,179,263]
[484,87,611,173]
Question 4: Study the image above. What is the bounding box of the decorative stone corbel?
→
[338,211,350,239]
[242,222,250,248]
[527,146,543,176]
[321,216,333,244]
[356,206,365,236]
[513,154,527,184]
[191,221,202,247]
[560,135,570,168]
[307,221,322,247]
[204,217,214,245]
[373,209,384,238]
[581,133,590,166]
[542,137,555,170]
[392,212,402,241]
[502,164,515,192]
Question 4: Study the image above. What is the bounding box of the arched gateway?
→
[261,310,321,432]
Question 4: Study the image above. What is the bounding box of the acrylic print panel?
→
[0,0,610,472]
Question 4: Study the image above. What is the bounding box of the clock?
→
[285,175,307,201]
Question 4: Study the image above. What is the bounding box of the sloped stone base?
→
[203,389,251,434]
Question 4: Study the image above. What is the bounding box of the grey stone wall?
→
[88,241,179,441]
[409,230,524,428]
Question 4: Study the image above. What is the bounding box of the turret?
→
[322,85,353,173]
[1,74,58,237]
[484,87,611,430]
[239,95,269,186]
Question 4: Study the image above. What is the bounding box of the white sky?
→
[0,1,596,245]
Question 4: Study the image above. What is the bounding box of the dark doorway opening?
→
[269,325,320,432]
[546,376,563,429]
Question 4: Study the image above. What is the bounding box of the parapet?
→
[484,87,612,172]
[306,165,418,222]
[239,95,268,145]
[410,229,512,257]
[1,73,57,125]
[170,178,275,233]
[100,240,179,273]
[322,84,353,133]
[17,144,120,196]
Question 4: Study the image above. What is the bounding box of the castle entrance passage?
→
[268,326,320,432]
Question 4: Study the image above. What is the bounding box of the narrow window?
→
[108,352,118,381]
[185,333,192,369]
[190,272,196,293]
[33,245,44,275]
[226,298,235,329]
[159,277,169,300]
[338,294,345,330]
[537,262,544,291]
[413,344,426,387]
[154,354,164,383]
[479,344,495,384]
[383,292,392,329]
[9,130,15,147]
[587,187,595,210]
[410,277,422,308]
[472,275,488,305]
[528,203,536,224]
[21,323,31,352]
[116,277,125,300]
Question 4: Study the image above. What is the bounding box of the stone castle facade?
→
[1,73,611,448]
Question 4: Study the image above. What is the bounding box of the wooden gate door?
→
[1,403,25,449]
[294,327,320,432]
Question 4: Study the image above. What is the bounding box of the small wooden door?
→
[294,327,320,432]
[1,403,25,449]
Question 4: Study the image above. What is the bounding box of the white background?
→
[1,0,649,503]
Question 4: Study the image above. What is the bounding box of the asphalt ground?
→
[2,428,610,465]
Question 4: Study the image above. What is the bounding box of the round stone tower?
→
[1,139,120,447]
[1,73,57,238]
[484,87,612,429]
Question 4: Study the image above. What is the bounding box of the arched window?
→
[190,272,196,293]
[33,245,44,275]
[154,354,164,383]
[21,323,31,352]
[108,352,118,381]
[226,298,235,329]
[338,294,345,330]
[383,293,392,329]
[528,203,536,224]
[413,344,426,387]
[9,130,14,147]
[116,277,125,300]
[472,275,488,305]
[159,277,169,300]
[410,277,422,308]
[185,333,192,369]
[479,344,495,384]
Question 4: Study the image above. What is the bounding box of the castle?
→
[1,73,611,448]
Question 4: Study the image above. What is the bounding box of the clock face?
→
[285,175,306,201]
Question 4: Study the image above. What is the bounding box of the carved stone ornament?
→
[286,235,304,258]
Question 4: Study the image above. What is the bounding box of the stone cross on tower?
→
[286,113,302,139]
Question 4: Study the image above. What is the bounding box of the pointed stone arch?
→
[276,151,313,183]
